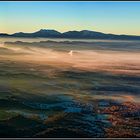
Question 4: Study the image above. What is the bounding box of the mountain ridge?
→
[0,29,140,40]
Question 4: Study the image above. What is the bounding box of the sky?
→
[0,1,140,35]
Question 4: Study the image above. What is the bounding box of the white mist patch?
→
[1,40,140,75]
[0,42,4,47]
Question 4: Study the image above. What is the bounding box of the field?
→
[0,38,140,138]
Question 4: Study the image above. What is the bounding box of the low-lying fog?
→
[0,38,140,75]
[0,38,140,136]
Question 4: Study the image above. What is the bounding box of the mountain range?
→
[0,29,140,40]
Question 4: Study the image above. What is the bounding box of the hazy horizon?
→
[1,28,140,36]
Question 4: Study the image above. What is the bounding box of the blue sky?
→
[0,2,140,35]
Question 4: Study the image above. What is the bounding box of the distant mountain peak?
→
[1,29,140,40]
[81,30,93,32]
[34,29,61,36]
[39,29,57,31]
